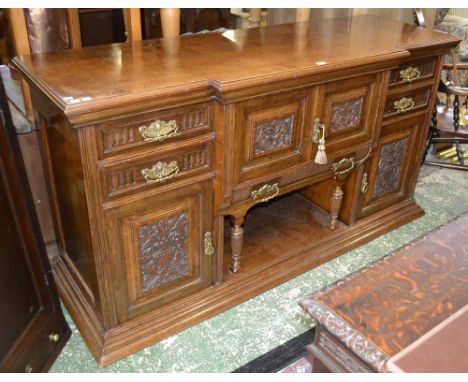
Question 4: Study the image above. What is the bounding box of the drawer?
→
[229,143,371,208]
[230,161,324,207]
[383,85,431,120]
[100,141,213,200]
[95,103,212,159]
[389,56,438,87]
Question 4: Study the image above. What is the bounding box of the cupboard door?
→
[232,89,311,186]
[357,114,424,218]
[107,180,214,321]
[314,73,382,155]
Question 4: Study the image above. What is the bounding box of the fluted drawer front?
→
[389,56,437,86]
[383,86,432,120]
[95,103,212,159]
[100,142,213,200]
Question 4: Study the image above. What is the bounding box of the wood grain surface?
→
[300,212,468,371]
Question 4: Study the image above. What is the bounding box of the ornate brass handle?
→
[331,157,355,179]
[204,232,215,256]
[312,117,324,144]
[139,120,178,142]
[399,66,421,83]
[250,182,280,204]
[141,161,179,184]
[361,172,369,194]
[394,97,415,113]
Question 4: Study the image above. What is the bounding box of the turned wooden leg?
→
[329,157,355,231]
[454,94,460,132]
[230,215,245,274]
[329,185,344,231]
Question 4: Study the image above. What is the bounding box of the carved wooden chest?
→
[13,16,460,365]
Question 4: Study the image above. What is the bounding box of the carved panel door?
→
[314,73,384,156]
[357,114,425,218]
[231,89,312,187]
[105,179,213,321]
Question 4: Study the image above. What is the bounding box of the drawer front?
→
[95,103,212,159]
[389,56,438,87]
[384,86,431,120]
[357,114,425,218]
[100,141,212,200]
[105,179,214,320]
[231,89,312,187]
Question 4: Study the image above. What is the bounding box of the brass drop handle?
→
[250,182,280,204]
[399,66,421,83]
[139,120,178,142]
[361,172,369,194]
[394,97,415,113]
[141,161,179,184]
[331,157,355,179]
[312,117,324,144]
[49,333,60,342]
[312,118,328,164]
[204,232,215,256]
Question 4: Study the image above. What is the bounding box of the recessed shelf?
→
[223,191,345,281]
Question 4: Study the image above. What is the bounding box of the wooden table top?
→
[13,15,460,120]
[386,304,468,372]
[300,212,468,372]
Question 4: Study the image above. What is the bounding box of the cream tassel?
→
[314,136,328,164]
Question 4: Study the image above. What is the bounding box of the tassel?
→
[314,136,328,164]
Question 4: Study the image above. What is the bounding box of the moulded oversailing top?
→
[13,15,460,119]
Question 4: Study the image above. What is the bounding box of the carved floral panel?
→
[372,137,409,198]
[254,115,294,155]
[330,97,363,133]
[138,211,189,291]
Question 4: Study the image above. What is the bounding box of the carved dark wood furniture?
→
[12,16,460,366]
[299,212,468,373]
[0,73,70,372]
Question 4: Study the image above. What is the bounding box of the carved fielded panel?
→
[254,115,294,155]
[138,211,189,291]
[330,97,363,133]
[372,137,408,198]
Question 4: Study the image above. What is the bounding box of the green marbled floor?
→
[50,165,468,373]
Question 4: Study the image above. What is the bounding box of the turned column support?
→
[161,8,180,37]
[230,214,246,275]
[329,158,355,231]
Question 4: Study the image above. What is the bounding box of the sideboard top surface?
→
[13,15,459,120]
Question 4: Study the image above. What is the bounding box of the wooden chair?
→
[413,9,468,171]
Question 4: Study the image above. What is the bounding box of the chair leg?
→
[423,104,438,164]
[454,95,460,132]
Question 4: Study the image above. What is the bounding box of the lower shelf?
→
[223,192,344,280]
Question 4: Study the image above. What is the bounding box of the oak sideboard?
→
[13,16,460,366]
